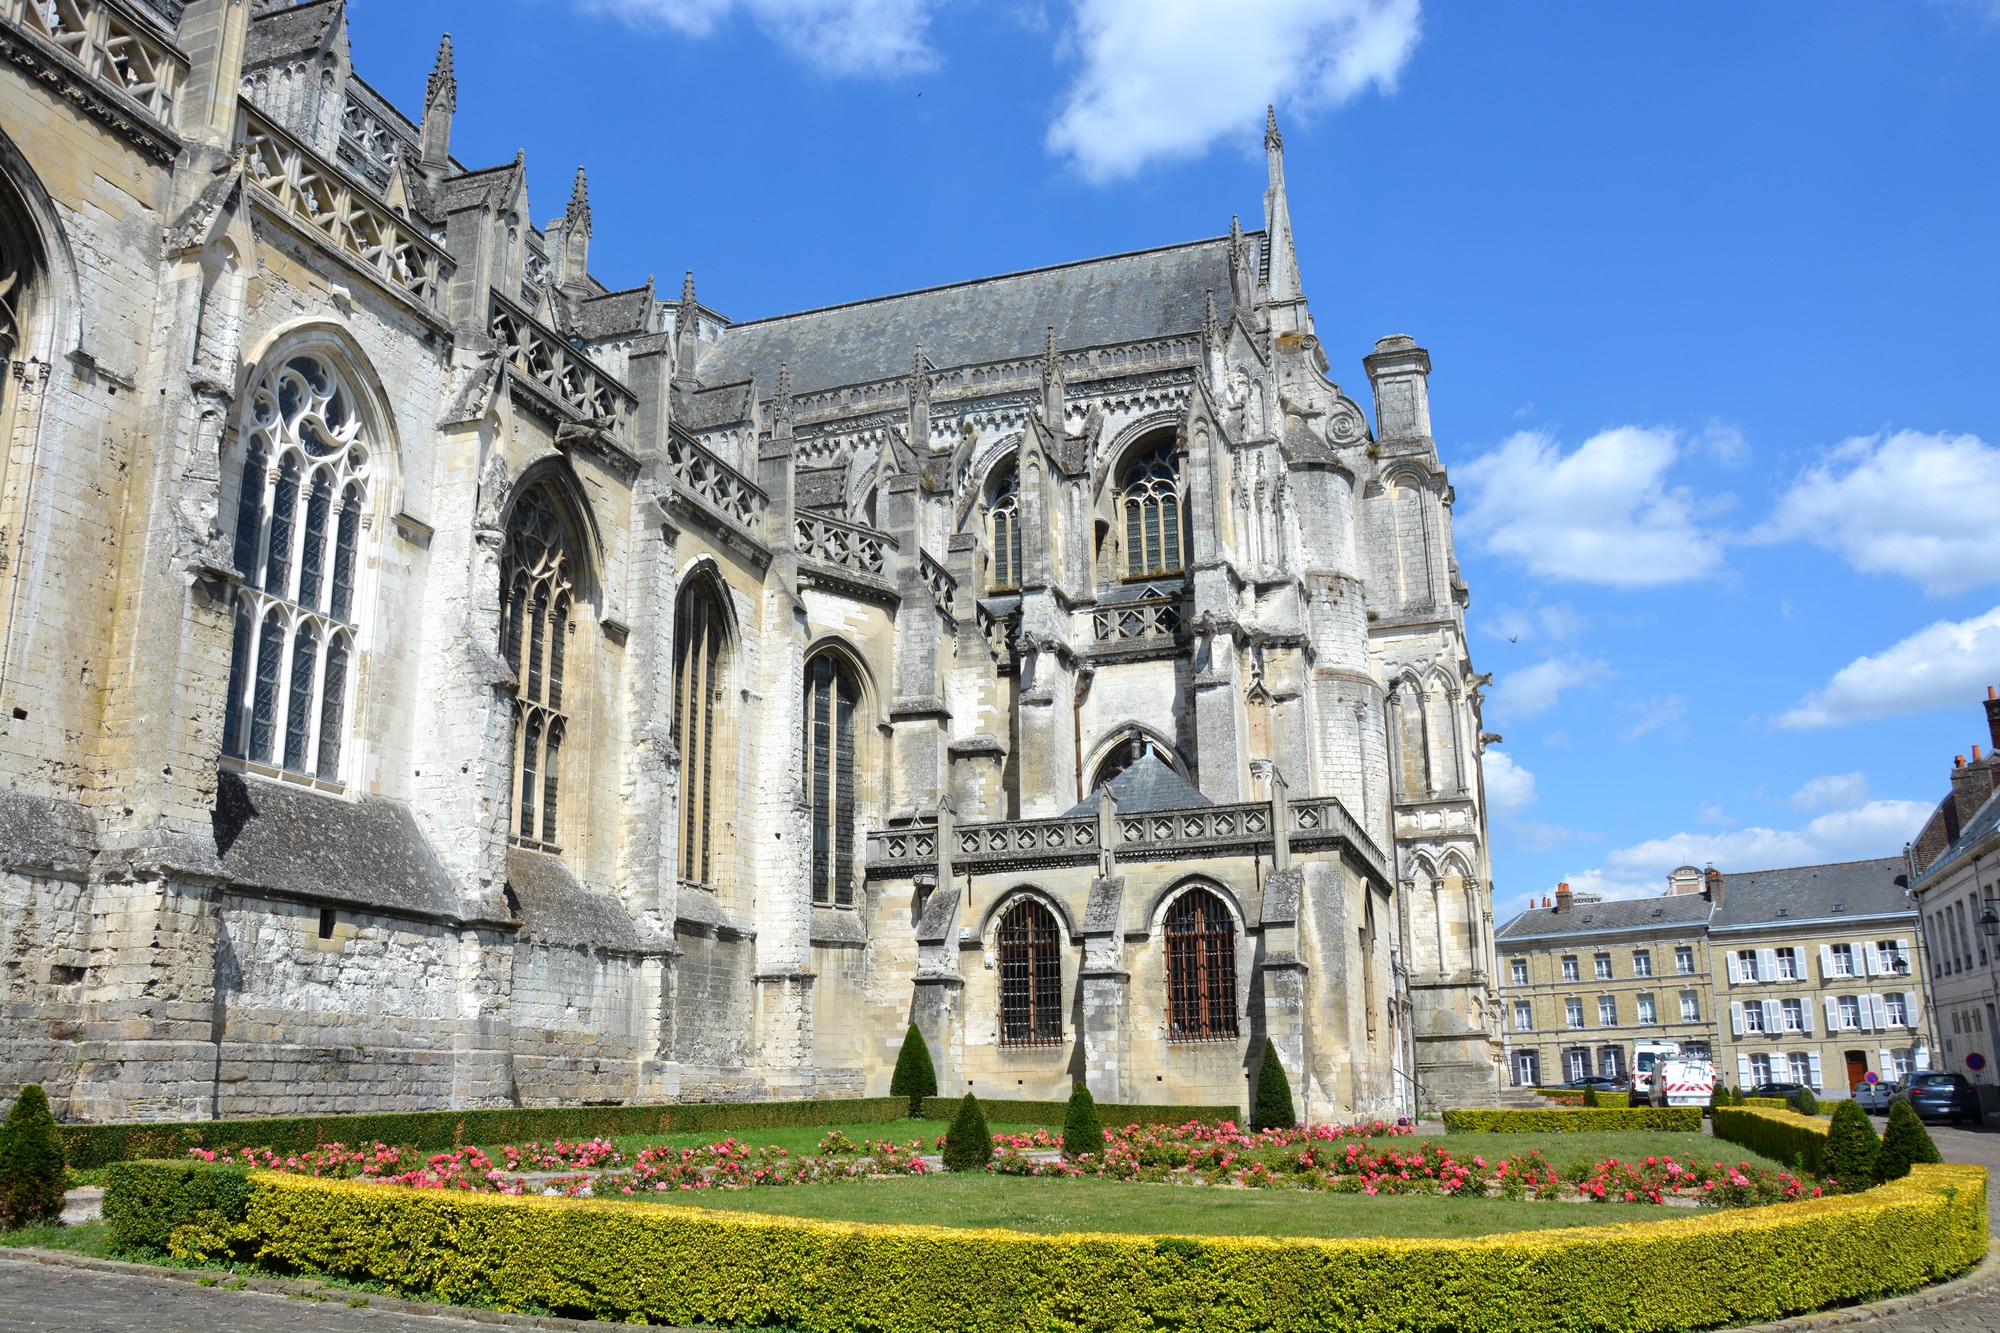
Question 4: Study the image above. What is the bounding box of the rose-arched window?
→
[998,898,1063,1046]
[1165,888,1237,1040]
[988,464,1022,592]
[222,354,369,782]
[673,576,729,887]
[502,488,574,851]
[1119,439,1182,578]
[804,651,860,907]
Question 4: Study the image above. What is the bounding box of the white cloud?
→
[585,0,938,75]
[1787,771,1871,813]
[1456,427,1725,587]
[1488,655,1612,720]
[1760,430,2000,595]
[1483,751,1537,817]
[1696,801,1737,827]
[1481,600,1587,646]
[1622,693,1686,740]
[1591,801,1932,892]
[1777,605,2000,729]
[1046,0,1421,181]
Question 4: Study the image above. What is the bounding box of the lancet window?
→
[222,353,369,783]
[988,464,1022,592]
[998,898,1063,1046]
[502,488,574,852]
[1119,439,1183,578]
[1165,888,1238,1040]
[673,577,729,887]
[804,651,860,907]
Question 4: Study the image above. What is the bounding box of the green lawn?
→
[665,1173,1671,1239]
[0,1221,117,1259]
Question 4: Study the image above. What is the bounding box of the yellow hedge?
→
[240,1164,1987,1332]
[1442,1107,1700,1133]
[1713,1105,1830,1175]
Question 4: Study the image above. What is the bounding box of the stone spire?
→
[1262,106,1302,310]
[418,33,454,172]
[1040,325,1063,428]
[1202,288,1220,354]
[558,167,591,298]
[770,362,793,440]
[675,270,699,383]
[565,166,592,236]
[908,347,931,454]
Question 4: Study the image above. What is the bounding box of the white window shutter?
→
[1807,1052,1823,1089]
[1825,996,1841,1031]
[1863,943,1880,977]
[1870,994,1888,1029]
[1852,940,1868,973]
[1738,1052,1754,1085]
[1730,1001,1744,1036]
[1819,944,1835,980]
[1897,937,1911,968]
[1800,999,1813,1035]
[1878,1047,1892,1074]
[1764,999,1783,1032]
[1758,948,1778,982]
[1726,953,1740,984]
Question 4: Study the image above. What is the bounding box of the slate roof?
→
[1912,787,2000,890]
[1495,892,1713,943]
[213,772,459,919]
[676,382,754,432]
[571,285,655,341]
[245,0,341,68]
[1065,751,1211,816]
[506,846,668,954]
[698,234,1255,398]
[1709,856,1913,931]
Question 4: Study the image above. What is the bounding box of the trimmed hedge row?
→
[918,1097,1235,1127]
[1532,1089,1632,1108]
[109,1162,1982,1331]
[101,1160,254,1253]
[1442,1107,1702,1133]
[1741,1097,1792,1112]
[62,1097,909,1169]
[1713,1105,1829,1175]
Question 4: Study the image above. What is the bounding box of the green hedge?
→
[1443,1107,1702,1133]
[919,1097,1235,1127]
[63,1097,909,1169]
[146,1163,1983,1331]
[1713,1106,1829,1175]
[1741,1097,1792,1112]
[101,1160,253,1253]
[1533,1089,1631,1108]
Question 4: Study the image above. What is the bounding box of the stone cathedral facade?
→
[0,0,1502,1123]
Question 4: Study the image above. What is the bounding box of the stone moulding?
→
[0,0,184,163]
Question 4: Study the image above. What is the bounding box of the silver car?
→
[1852,1079,1898,1114]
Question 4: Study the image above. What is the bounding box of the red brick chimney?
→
[1704,867,1724,909]
[1554,882,1572,914]
[1986,685,1999,752]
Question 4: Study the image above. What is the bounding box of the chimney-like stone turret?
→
[419,33,455,175]
[1364,334,1433,447]
[558,167,592,299]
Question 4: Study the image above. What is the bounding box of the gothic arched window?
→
[1119,439,1182,579]
[673,576,729,887]
[998,898,1063,1046]
[0,219,24,366]
[502,488,574,851]
[803,651,860,907]
[1165,887,1237,1040]
[221,353,369,782]
[988,464,1022,592]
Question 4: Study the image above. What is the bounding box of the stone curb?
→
[3,1240,1994,1331]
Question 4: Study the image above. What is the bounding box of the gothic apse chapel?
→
[0,0,1503,1123]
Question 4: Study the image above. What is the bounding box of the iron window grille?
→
[998,899,1063,1046]
[1165,889,1237,1041]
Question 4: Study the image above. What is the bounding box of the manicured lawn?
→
[1436,1130,1787,1173]
[669,1173,1670,1238]
[0,1220,117,1259]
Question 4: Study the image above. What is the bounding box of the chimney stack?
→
[1704,867,1724,909]
[1986,684,2000,752]
[1554,882,1572,914]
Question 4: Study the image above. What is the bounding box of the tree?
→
[888,1023,938,1118]
[1791,1085,1819,1116]
[1708,1082,1728,1116]
[941,1093,992,1172]
[1823,1099,1881,1191]
[1876,1101,1943,1181]
[1582,1083,1601,1108]
[1253,1040,1297,1132]
[1061,1082,1104,1160]
[0,1085,66,1230]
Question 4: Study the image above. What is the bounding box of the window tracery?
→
[1165,887,1237,1040]
[1118,439,1182,579]
[988,464,1022,592]
[998,898,1063,1045]
[673,577,728,887]
[804,651,859,907]
[502,488,574,852]
[221,353,369,783]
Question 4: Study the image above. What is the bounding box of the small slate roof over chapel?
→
[213,772,459,919]
[698,235,1256,397]
[1495,891,1713,944]
[1065,752,1212,817]
[1708,856,1912,931]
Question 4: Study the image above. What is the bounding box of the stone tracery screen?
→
[1119,439,1183,579]
[672,577,727,887]
[988,464,1021,592]
[803,652,858,907]
[501,488,574,852]
[998,898,1063,1046]
[222,354,368,783]
[1165,888,1238,1040]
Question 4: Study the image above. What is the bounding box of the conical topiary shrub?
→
[941,1093,992,1171]
[1061,1081,1104,1160]
[1823,1098,1881,1191]
[889,1023,938,1118]
[1582,1083,1601,1108]
[1876,1100,1943,1181]
[0,1085,66,1230]
[1791,1085,1819,1116]
[1252,1040,1297,1132]
[1708,1082,1727,1116]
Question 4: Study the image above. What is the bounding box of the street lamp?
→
[1981,906,2000,952]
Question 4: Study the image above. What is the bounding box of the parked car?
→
[1890,1072,1982,1124]
[1747,1081,1807,1100]
[1851,1079,1899,1114]
[1555,1075,1629,1093]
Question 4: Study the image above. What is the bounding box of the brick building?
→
[0,0,1502,1121]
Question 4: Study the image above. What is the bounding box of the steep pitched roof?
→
[212,771,459,919]
[1912,786,2000,890]
[245,0,343,69]
[1496,892,1713,943]
[1709,856,1913,931]
[698,234,1256,398]
[1065,752,1211,816]
[571,284,655,341]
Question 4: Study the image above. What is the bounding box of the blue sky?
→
[345,0,2000,916]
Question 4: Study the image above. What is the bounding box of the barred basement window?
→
[1165,888,1237,1040]
[804,652,859,907]
[1119,439,1182,578]
[988,464,1022,591]
[221,353,369,782]
[502,488,574,852]
[998,899,1063,1046]
[673,577,729,887]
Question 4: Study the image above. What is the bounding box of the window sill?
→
[222,756,346,795]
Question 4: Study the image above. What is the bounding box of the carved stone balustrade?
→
[488,294,635,437]
[2,0,184,128]
[665,431,767,542]
[1092,596,1182,644]
[336,97,403,190]
[241,109,451,310]
[919,550,956,627]
[796,510,893,581]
